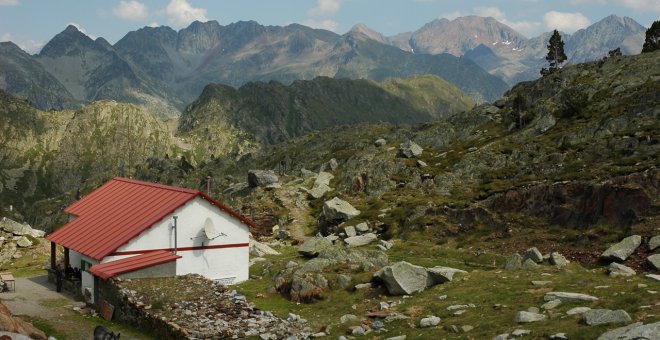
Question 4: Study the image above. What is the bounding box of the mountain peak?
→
[64,24,80,33]
[347,23,388,43]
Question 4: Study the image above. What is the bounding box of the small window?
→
[80,260,92,272]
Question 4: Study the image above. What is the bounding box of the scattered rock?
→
[535,112,557,133]
[541,299,562,310]
[567,307,591,315]
[322,197,360,222]
[289,273,328,302]
[522,258,539,269]
[649,236,660,251]
[493,334,509,340]
[419,316,441,328]
[399,140,423,158]
[544,292,598,303]
[427,266,468,284]
[355,222,370,233]
[531,281,552,286]
[550,333,568,339]
[306,184,332,199]
[337,274,353,290]
[314,172,334,187]
[250,240,280,257]
[600,235,642,262]
[511,329,531,336]
[378,240,393,250]
[647,254,660,270]
[247,170,279,188]
[340,314,359,323]
[321,159,338,172]
[297,237,333,257]
[646,274,660,282]
[349,325,365,336]
[300,168,316,179]
[385,336,406,340]
[344,233,378,247]
[523,247,543,263]
[354,283,372,290]
[16,237,32,248]
[597,321,660,340]
[375,139,387,147]
[461,325,474,333]
[373,261,429,295]
[549,252,569,267]
[608,262,636,277]
[416,160,427,168]
[286,261,298,268]
[504,254,522,270]
[344,225,357,238]
[515,311,546,323]
[582,309,631,326]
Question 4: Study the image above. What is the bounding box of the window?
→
[80,260,92,272]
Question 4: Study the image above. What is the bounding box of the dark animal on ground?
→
[94,325,120,340]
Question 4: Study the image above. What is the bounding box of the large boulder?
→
[298,237,333,257]
[647,254,660,270]
[504,254,522,270]
[399,140,423,158]
[289,273,328,302]
[549,252,569,267]
[314,172,334,187]
[0,302,47,340]
[597,321,660,340]
[344,233,378,247]
[427,266,468,284]
[374,261,429,295]
[582,309,631,326]
[0,218,44,238]
[322,197,360,222]
[247,170,279,188]
[544,292,598,303]
[306,184,333,199]
[16,237,33,248]
[600,235,641,262]
[608,262,636,277]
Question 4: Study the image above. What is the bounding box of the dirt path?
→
[276,188,313,243]
[1,275,83,318]
[1,274,151,339]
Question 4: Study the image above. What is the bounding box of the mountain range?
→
[0,14,645,116]
[0,20,505,117]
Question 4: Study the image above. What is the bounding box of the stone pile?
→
[504,248,569,270]
[118,275,311,339]
[0,218,46,268]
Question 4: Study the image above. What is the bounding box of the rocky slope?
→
[0,21,507,116]
[178,75,474,160]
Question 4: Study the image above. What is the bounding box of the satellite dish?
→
[203,218,224,240]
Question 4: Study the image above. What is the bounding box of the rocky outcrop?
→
[601,235,642,262]
[297,237,333,258]
[0,218,45,238]
[486,170,659,228]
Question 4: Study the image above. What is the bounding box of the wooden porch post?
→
[64,247,70,267]
[50,241,56,269]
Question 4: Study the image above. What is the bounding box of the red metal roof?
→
[47,177,255,261]
[89,250,181,280]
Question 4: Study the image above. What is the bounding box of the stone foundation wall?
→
[96,278,188,339]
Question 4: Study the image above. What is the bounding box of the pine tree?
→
[545,29,567,72]
[642,20,660,53]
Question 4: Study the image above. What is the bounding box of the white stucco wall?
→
[68,249,82,270]
[105,196,250,283]
[79,253,99,303]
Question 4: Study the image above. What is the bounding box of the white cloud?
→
[148,22,159,28]
[1,33,44,54]
[0,0,19,6]
[164,0,208,27]
[67,22,97,40]
[621,0,660,12]
[440,10,465,20]
[474,7,542,37]
[308,0,342,17]
[543,11,591,33]
[302,19,339,32]
[113,0,148,21]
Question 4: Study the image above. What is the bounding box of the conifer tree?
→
[545,29,567,72]
[642,20,660,53]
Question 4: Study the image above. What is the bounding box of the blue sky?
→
[1,0,658,54]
